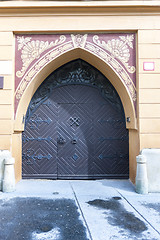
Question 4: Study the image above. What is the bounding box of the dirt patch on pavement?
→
[87,197,148,235]
[0,197,89,240]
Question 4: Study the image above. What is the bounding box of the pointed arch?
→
[14,48,137,131]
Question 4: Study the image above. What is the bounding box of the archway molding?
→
[14,48,137,131]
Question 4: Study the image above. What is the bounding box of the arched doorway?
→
[22,59,129,179]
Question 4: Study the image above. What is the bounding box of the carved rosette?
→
[16,35,66,78]
[85,41,136,101]
[15,33,136,116]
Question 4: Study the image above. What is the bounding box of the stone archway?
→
[13,33,138,182]
[14,52,136,131]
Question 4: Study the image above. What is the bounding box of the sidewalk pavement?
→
[0,179,160,240]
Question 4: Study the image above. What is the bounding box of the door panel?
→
[22,102,58,178]
[57,103,93,178]
[22,59,129,179]
[93,102,129,177]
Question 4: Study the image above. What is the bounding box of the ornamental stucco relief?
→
[15,33,136,117]
[93,35,135,74]
[16,35,66,78]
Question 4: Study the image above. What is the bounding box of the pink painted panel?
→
[15,33,136,117]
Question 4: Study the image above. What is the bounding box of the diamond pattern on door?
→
[92,100,129,177]
[22,102,58,178]
[22,59,129,179]
[57,103,93,178]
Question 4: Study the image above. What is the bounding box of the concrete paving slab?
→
[97,179,136,196]
[107,180,160,236]
[71,181,160,240]
[74,195,160,240]
[120,194,160,236]
[0,179,75,199]
[69,180,119,197]
[0,179,160,240]
[0,197,90,240]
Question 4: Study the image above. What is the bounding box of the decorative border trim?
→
[15,33,136,117]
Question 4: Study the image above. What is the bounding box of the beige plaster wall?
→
[129,129,139,183]
[0,1,160,182]
[0,32,13,151]
[138,30,160,149]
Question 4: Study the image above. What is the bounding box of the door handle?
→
[57,136,66,144]
[71,139,77,144]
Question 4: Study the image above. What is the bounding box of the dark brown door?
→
[57,102,93,178]
[22,101,58,179]
[22,60,129,179]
